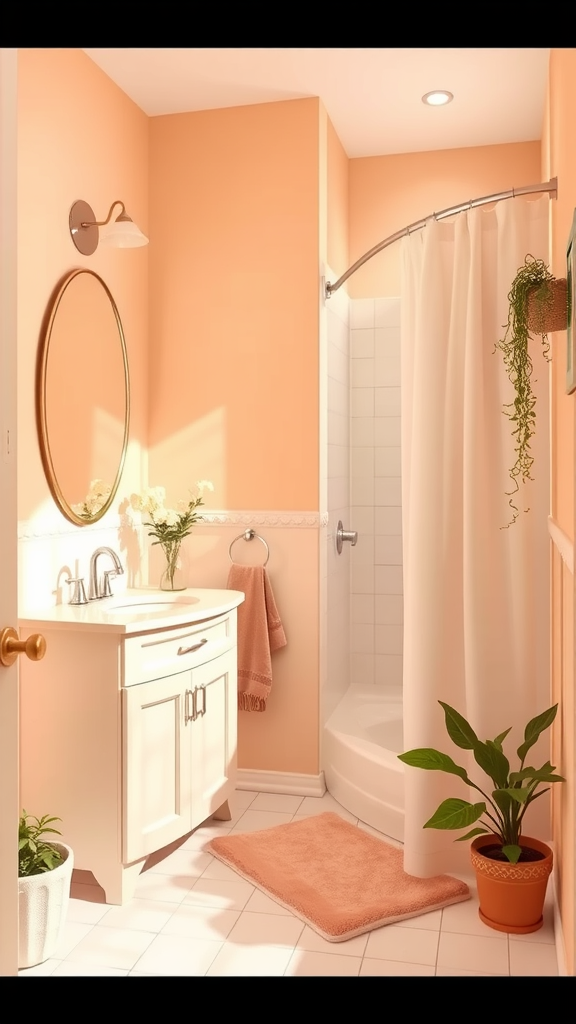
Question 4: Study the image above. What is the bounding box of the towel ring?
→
[228,528,270,567]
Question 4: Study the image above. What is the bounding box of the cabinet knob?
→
[0,627,47,667]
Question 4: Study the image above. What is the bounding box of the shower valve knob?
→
[336,521,358,554]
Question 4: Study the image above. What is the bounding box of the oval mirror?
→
[36,269,130,526]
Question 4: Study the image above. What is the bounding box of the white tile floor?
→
[18,789,559,977]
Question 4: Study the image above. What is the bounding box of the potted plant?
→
[398,702,565,934]
[495,255,567,527]
[18,810,74,969]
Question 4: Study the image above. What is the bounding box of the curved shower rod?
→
[324,176,558,299]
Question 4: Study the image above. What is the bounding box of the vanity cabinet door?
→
[122,669,192,862]
[189,649,237,829]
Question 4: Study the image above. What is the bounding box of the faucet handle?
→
[101,570,118,598]
[66,577,88,606]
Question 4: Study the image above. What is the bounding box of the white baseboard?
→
[236,769,326,798]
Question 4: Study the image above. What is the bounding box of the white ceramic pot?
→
[18,842,74,969]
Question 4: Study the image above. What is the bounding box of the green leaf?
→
[491,727,512,750]
[517,705,558,762]
[491,789,514,815]
[509,767,565,785]
[455,828,490,842]
[523,787,549,805]
[472,742,510,789]
[502,845,522,864]
[497,787,531,805]
[438,702,479,750]
[424,799,486,831]
[397,749,470,784]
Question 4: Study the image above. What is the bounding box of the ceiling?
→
[83,48,550,159]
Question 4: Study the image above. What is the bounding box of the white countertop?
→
[19,588,245,635]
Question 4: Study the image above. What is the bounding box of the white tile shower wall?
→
[350,297,402,692]
[322,271,350,728]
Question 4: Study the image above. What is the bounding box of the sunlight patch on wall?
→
[147,406,226,507]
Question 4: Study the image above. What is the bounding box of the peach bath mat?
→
[208,812,470,942]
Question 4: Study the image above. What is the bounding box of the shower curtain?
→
[401,197,551,877]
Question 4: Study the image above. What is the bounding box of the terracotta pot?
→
[526,277,567,334]
[470,835,552,935]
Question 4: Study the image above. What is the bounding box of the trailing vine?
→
[494,255,552,527]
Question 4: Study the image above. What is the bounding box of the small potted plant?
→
[495,255,567,527]
[398,702,565,934]
[18,810,74,969]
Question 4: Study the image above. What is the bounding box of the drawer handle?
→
[177,639,208,656]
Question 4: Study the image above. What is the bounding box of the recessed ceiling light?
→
[422,90,454,106]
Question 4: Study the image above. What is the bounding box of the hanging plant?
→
[495,255,567,527]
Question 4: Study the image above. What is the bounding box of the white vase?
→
[18,842,74,969]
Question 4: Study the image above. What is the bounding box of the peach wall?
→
[148,99,322,775]
[349,142,542,298]
[148,99,320,512]
[327,116,349,278]
[17,48,148,524]
[547,47,576,977]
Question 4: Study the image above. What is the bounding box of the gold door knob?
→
[0,627,47,667]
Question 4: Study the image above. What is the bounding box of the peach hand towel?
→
[227,563,287,712]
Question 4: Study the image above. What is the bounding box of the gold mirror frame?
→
[36,269,130,526]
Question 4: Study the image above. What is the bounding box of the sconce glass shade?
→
[99,219,149,248]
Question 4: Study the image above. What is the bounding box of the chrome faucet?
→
[89,546,124,601]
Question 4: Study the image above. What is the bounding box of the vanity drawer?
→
[122,612,236,686]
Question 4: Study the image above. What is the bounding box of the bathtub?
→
[322,686,405,843]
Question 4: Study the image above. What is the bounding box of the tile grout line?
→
[434,908,444,975]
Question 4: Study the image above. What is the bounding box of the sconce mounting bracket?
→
[69,200,98,255]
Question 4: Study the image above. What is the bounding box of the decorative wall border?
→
[200,510,329,529]
[18,509,330,540]
[548,515,574,574]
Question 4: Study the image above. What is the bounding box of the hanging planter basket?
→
[526,276,568,335]
[495,256,568,527]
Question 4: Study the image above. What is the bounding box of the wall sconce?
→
[69,199,148,255]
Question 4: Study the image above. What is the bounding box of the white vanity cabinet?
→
[122,646,237,863]
[19,590,244,905]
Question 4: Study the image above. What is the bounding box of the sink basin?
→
[104,596,201,616]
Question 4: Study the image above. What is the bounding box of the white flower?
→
[151,507,168,525]
[88,479,110,498]
[165,509,180,527]
[135,486,166,515]
[196,480,214,494]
